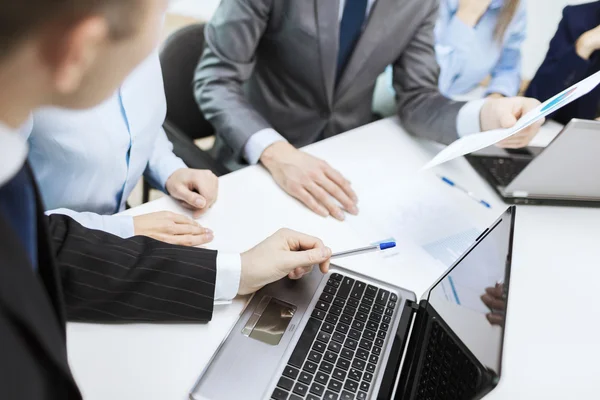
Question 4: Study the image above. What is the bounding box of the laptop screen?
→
[426,207,514,376]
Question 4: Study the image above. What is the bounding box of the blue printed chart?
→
[540,87,577,113]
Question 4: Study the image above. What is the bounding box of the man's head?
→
[0,0,167,126]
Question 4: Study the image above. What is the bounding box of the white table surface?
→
[67,118,600,400]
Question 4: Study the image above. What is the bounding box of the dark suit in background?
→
[526,2,600,124]
[0,166,218,399]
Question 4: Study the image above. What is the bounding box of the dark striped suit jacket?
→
[0,166,219,399]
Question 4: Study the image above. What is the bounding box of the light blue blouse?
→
[435,0,527,98]
[25,51,186,238]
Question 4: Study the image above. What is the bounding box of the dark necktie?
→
[0,165,38,270]
[337,0,368,80]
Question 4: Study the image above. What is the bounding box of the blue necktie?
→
[0,166,38,270]
[337,0,368,79]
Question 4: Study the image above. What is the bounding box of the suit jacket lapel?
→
[29,164,69,328]
[0,217,73,377]
[315,0,340,106]
[335,0,397,99]
[0,167,75,383]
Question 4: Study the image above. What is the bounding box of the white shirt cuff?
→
[149,156,187,193]
[46,208,135,238]
[114,215,136,238]
[243,128,288,165]
[456,99,486,137]
[214,252,242,303]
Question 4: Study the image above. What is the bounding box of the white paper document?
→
[423,70,600,169]
[422,228,481,267]
[347,177,481,258]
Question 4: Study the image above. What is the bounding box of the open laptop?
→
[466,119,600,207]
[191,207,516,400]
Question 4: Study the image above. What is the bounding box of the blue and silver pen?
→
[438,175,491,209]
[332,241,396,260]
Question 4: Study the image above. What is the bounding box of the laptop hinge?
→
[392,300,430,399]
[377,300,418,399]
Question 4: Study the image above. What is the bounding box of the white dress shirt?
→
[242,0,484,165]
[25,51,186,239]
[17,54,242,301]
[3,123,241,301]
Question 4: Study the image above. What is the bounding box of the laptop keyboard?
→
[271,273,398,400]
[476,157,531,187]
[415,321,479,400]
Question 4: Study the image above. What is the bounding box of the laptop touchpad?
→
[242,296,297,346]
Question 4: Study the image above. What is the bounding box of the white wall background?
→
[168,0,221,22]
[522,0,592,78]
[168,0,595,78]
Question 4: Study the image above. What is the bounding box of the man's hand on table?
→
[238,229,332,295]
[480,96,544,149]
[260,142,358,221]
[166,168,219,218]
[133,211,214,246]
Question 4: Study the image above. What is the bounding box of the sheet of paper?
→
[422,228,481,268]
[423,70,600,169]
[333,176,492,297]
[347,177,481,260]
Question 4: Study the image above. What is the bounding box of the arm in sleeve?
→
[486,6,526,97]
[46,208,135,239]
[394,0,467,145]
[243,128,288,165]
[47,214,218,322]
[525,6,590,102]
[144,126,187,192]
[194,0,275,163]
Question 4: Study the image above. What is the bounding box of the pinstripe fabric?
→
[0,165,219,398]
[47,214,218,323]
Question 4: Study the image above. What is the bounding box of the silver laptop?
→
[191,207,516,400]
[466,119,600,207]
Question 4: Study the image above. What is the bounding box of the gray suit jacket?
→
[195,0,466,168]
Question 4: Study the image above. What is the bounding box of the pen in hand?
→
[331,241,396,260]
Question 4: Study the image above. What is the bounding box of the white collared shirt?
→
[3,120,240,302]
[24,51,186,239]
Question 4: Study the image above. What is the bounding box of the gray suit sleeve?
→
[194,0,273,160]
[392,0,467,145]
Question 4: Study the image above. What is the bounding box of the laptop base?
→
[466,155,600,208]
[466,119,600,207]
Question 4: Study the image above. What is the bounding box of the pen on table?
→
[438,175,491,209]
[331,241,396,260]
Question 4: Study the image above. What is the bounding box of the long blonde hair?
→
[495,0,521,42]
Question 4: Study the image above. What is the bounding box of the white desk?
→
[68,118,600,400]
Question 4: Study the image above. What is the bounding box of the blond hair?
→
[495,0,521,42]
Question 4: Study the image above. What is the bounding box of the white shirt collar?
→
[0,122,28,186]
